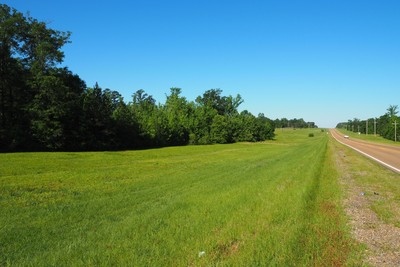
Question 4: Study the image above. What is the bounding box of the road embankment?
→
[330,129,400,174]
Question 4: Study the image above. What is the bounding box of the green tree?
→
[163,87,191,145]
[195,89,243,116]
[236,110,256,141]
[0,5,30,150]
[255,113,275,140]
[22,15,71,147]
[0,4,72,150]
[387,105,398,118]
[210,115,229,143]
[191,98,217,144]
[29,74,69,149]
[112,96,140,149]
[192,89,243,144]
[380,105,399,141]
[28,68,86,150]
[196,89,224,115]
[57,69,87,150]
[80,83,115,150]
[130,89,158,146]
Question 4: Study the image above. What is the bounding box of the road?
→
[330,128,400,174]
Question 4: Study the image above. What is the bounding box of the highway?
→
[330,128,400,174]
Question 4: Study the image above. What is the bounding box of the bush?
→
[308,133,314,137]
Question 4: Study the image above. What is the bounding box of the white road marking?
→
[330,131,400,174]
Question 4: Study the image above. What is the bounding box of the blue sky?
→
[4,0,400,127]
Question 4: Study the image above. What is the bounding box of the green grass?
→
[331,134,400,228]
[0,129,359,266]
[335,127,400,226]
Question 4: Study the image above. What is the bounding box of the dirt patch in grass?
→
[211,239,241,260]
[333,146,400,266]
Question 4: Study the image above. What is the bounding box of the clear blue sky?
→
[4,0,400,128]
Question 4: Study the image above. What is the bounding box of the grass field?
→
[0,129,361,266]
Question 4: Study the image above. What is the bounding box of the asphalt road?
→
[330,128,400,174]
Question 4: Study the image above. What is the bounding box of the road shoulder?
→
[331,139,400,266]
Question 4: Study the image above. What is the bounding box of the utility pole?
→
[366,119,368,135]
[374,118,377,136]
[393,120,398,142]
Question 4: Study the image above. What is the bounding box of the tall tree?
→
[130,89,158,146]
[163,87,191,145]
[255,113,275,140]
[0,4,72,150]
[196,89,225,115]
[112,95,140,149]
[0,5,30,150]
[382,105,399,141]
[80,83,115,150]
[387,105,399,118]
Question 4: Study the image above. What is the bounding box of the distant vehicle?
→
[344,135,349,139]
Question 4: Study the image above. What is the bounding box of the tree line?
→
[336,105,399,141]
[273,118,317,129]
[1,4,280,151]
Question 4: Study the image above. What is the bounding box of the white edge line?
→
[330,131,400,174]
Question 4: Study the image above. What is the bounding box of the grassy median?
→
[0,129,360,266]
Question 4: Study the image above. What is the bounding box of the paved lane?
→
[330,128,400,174]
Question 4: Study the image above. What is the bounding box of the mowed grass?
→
[0,129,359,266]
[331,133,400,227]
